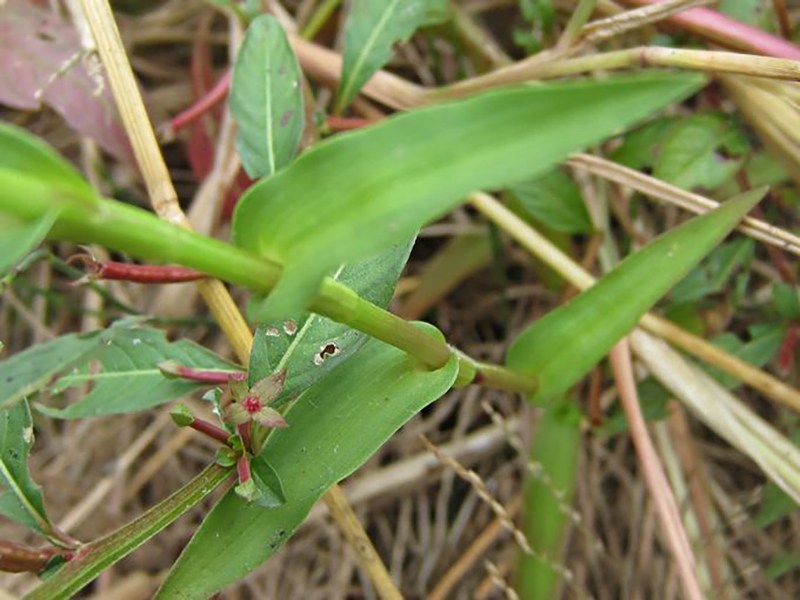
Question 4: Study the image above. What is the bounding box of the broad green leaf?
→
[0,211,58,277]
[516,400,581,600]
[156,324,458,598]
[37,328,240,419]
[654,113,748,190]
[0,122,96,202]
[0,399,54,538]
[773,282,800,320]
[336,0,448,111]
[610,116,677,170]
[234,74,705,317]
[247,239,414,404]
[706,324,785,389]
[507,188,766,403]
[231,14,304,178]
[508,168,593,234]
[668,237,754,304]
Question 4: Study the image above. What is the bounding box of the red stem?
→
[236,454,252,483]
[326,116,376,131]
[777,322,798,376]
[68,254,206,284]
[160,363,245,385]
[0,540,60,573]
[237,422,252,453]
[190,418,233,445]
[621,0,800,60]
[169,69,232,135]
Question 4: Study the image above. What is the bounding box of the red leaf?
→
[0,0,132,162]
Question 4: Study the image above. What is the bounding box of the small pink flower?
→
[225,369,288,429]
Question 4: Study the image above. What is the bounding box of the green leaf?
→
[654,113,748,190]
[508,168,593,234]
[773,282,800,320]
[0,399,54,539]
[0,331,106,410]
[247,239,414,404]
[668,237,754,304]
[36,327,240,419]
[516,400,581,599]
[249,455,286,508]
[507,188,766,403]
[234,74,705,317]
[0,211,59,277]
[705,324,785,389]
[0,122,96,202]
[230,14,304,178]
[610,117,677,170]
[336,0,448,111]
[156,324,458,598]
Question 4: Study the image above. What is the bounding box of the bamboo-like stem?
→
[78,0,253,361]
[468,191,800,414]
[566,153,800,257]
[619,0,800,60]
[71,2,405,598]
[581,0,714,44]
[436,46,800,100]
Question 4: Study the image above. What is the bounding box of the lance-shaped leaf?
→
[0,400,54,539]
[234,74,705,318]
[506,188,766,403]
[156,324,458,598]
[0,212,58,277]
[516,400,581,599]
[247,239,414,404]
[0,330,106,410]
[336,0,448,112]
[37,328,240,419]
[0,122,96,201]
[231,14,304,178]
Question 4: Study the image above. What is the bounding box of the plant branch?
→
[24,465,232,600]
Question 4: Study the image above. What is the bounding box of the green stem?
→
[300,0,343,40]
[557,0,597,48]
[0,173,537,394]
[25,465,232,600]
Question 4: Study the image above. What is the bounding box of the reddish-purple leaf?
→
[0,0,131,162]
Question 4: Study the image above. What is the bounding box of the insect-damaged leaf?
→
[231,14,304,178]
[506,188,766,403]
[156,324,458,598]
[0,400,55,539]
[247,239,414,405]
[336,0,448,112]
[233,74,704,318]
[36,327,240,419]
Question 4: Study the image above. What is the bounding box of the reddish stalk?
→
[621,0,800,60]
[772,0,792,40]
[326,116,376,131]
[237,422,253,452]
[0,540,61,574]
[68,254,206,284]
[158,361,246,384]
[163,69,232,138]
[777,322,798,376]
[189,417,233,445]
[236,454,252,483]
